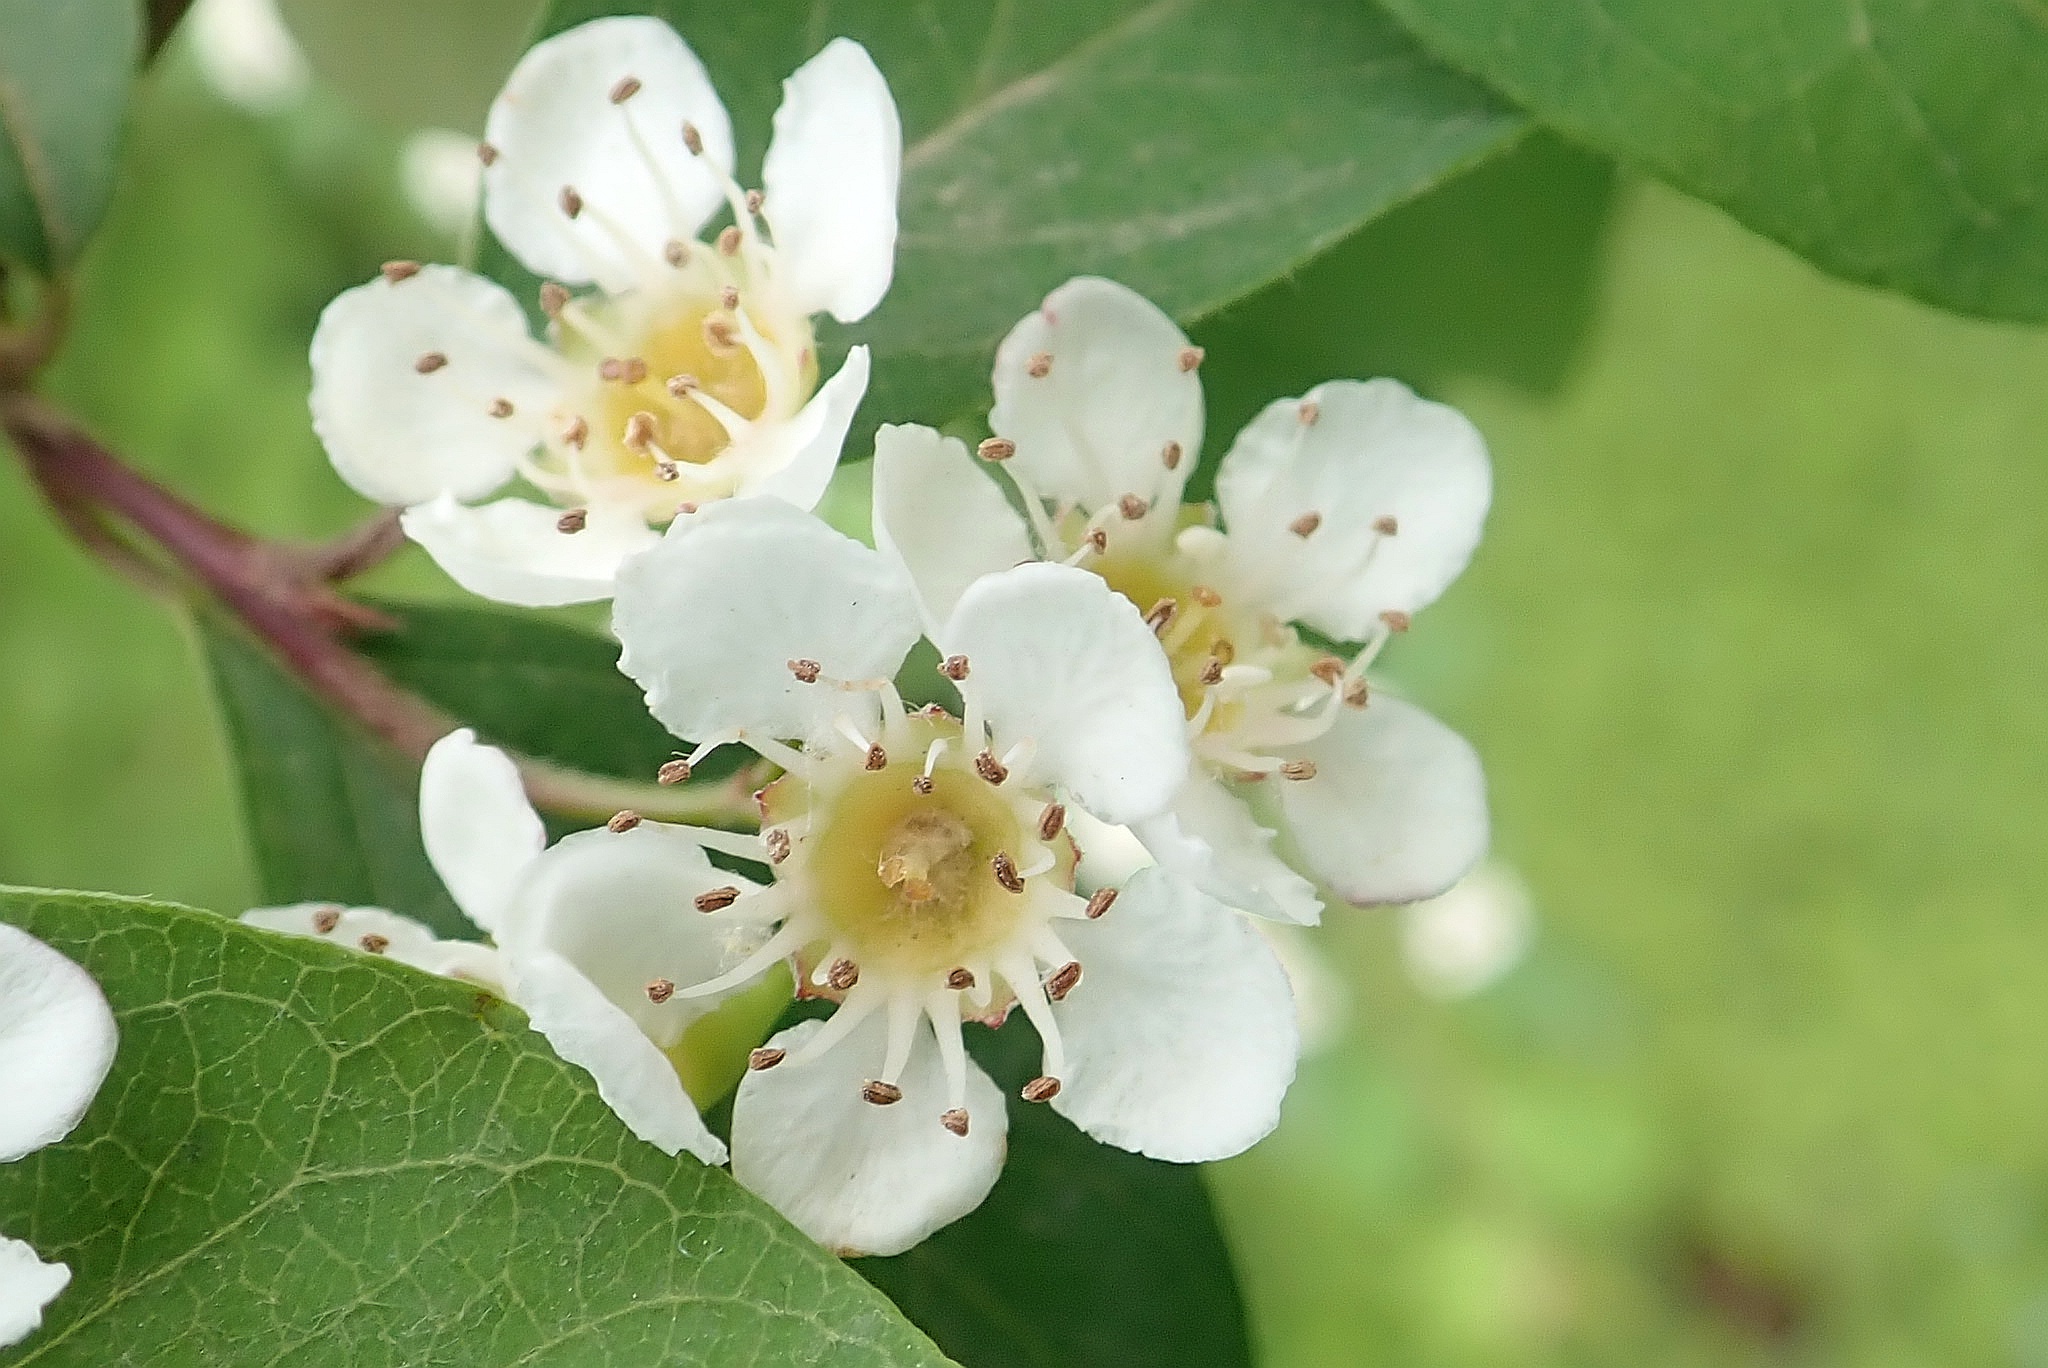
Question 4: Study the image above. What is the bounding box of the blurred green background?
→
[5,10,2048,1366]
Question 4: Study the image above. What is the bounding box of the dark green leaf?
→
[856,1019,1251,1368]
[1377,0,2048,322]
[523,0,1524,423]
[0,886,950,1367]
[0,0,139,274]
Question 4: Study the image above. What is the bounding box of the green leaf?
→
[275,0,547,133]
[0,886,949,1367]
[200,615,466,937]
[0,0,139,275]
[1375,0,2048,323]
[856,1019,1251,1368]
[523,0,1525,423]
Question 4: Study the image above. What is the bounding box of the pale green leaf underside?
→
[1377,0,2048,322]
[0,0,138,274]
[0,888,949,1368]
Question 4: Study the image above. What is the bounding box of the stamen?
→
[717,225,742,255]
[664,238,689,266]
[608,75,641,104]
[826,958,860,991]
[559,186,584,219]
[992,851,1025,893]
[748,1046,785,1070]
[977,437,1015,462]
[666,373,700,396]
[921,738,949,779]
[1118,494,1150,520]
[1177,346,1204,372]
[360,934,390,954]
[607,810,643,833]
[681,121,704,155]
[912,776,934,795]
[1374,514,1400,535]
[1145,597,1178,634]
[789,658,822,683]
[1345,677,1369,708]
[1380,609,1412,633]
[645,978,675,1003]
[865,743,888,771]
[1038,803,1066,841]
[671,917,807,1000]
[489,397,515,418]
[1298,399,1321,425]
[719,284,739,310]
[1190,584,1222,608]
[1026,351,1053,378]
[745,188,764,214]
[476,141,499,166]
[946,967,975,990]
[1021,1075,1062,1102]
[974,750,1008,785]
[1198,658,1224,686]
[1015,848,1056,880]
[311,907,341,934]
[928,988,970,1109]
[862,1080,904,1105]
[556,508,588,534]
[1084,888,1116,919]
[694,885,742,913]
[414,352,448,374]
[1162,440,1182,470]
[939,654,971,680]
[941,1109,970,1136]
[380,260,421,283]
[540,281,570,317]
[1044,961,1082,1002]
[657,758,691,784]
[765,828,792,863]
[561,415,590,448]
[833,716,874,755]
[1280,759,1317,781]
[1289,511,1323,538]
[1310,656,1345,686]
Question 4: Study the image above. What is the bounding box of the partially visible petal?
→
[403,494,660,607]
[1216,378,1490,639]
[0,925,117,1164]
[614,497,921,743]
[239,904,507,990]
[732,1012,1004,1256]
[943,562,1188,825]
[989,277,1203,513]
[1051,866,1297,1162]
[1279,695,1488,905]
[310,265,558,506]
[514,948,727,1164]
[419,729,546,936]
[483,15,733,290]
[736,345,869,510]
[871,423,1033,635]
[1133,776,1323,925]
[760,39,900,323]
[0,1238,69,1349]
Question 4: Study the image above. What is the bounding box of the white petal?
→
[989,277,1203,514]
[613,497,921,743]
[736,345,870,510]
[482,16,733,291]
[732,1012,1004,1256]
[942,563,1188,825]
[1216,378,1490,639]
[1279,695,1488,905]
[309,265,557,506]
[0,925,116,1164]
[871,423,1034,635]
[0,1238,69,1349]
[403,494,660,608]
[1132,776,1323,925]
[238,904,507,990]
[418,729,546,936]
[760,40,900,323]
[1051,866,1297,1162]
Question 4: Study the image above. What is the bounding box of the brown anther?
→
[1373,514,1400,536]
[745,188,764,214]
[720,284,739,310]
[359,933,391,954]
[863,1080,904,1106]
[1298,399,1321,425]
[559,185,583,219]
[789,658,822,683]
[414,351,448,374]
[939,654,971,680]
[717,225,742,255]
[827,959,860,991]
[1118,493,1149,521]
[865,743,888,771]
[623,410,659,451]
[556,508,588,534]
[651,460,679,482]
[1344,677,1369,708]
[1026,351,1053,378]
[694,885,741,913]
[1310,656,1346,686]
[1038,803,1067,842]
[488,397,514,419]
[644,978,675,1003]
[1280,759,1318,781]
[748,1046,786,1071]
[539,281,570,317]
[1190,584,1222,608]
[561,415,590,449]
[1198,658,1224,686]
[974,750,1008,785]
[608,810,643,833]
[992,851,1024,893]
[1044,961,1082,1002]
[1177,345,1205,372]
[946,967,975,991]
[703,314,738,349]
[676,501,697,515]
[608,75,642,104]
[911,775,935,795]
[1145,598,1178,635]
[681,121,704,155]
[311,906,342,935]
[976,436,1016,462]
[657,758,692,785]
[666,373,701,396]
[621,356,648,384]
[380,259,421,283]
[1380,609,1413,633]
[598,357,624,382]
[940,1108,971,1136]
[1289,511,1323,538]
[1021,1075,1062,1103]
[1084,887,1117,919]
[663,238,689,266]
[765,828,792,863]
[476,141,499,166]
[1162,439,1183,470]
[1085,528,1108,554]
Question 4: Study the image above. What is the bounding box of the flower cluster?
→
[242,15,1495,1261]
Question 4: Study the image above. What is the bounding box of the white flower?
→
[551,496,1301,1255]
[0,924,118,1347]
[309,16,901,606]
[872,277,1494,926]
